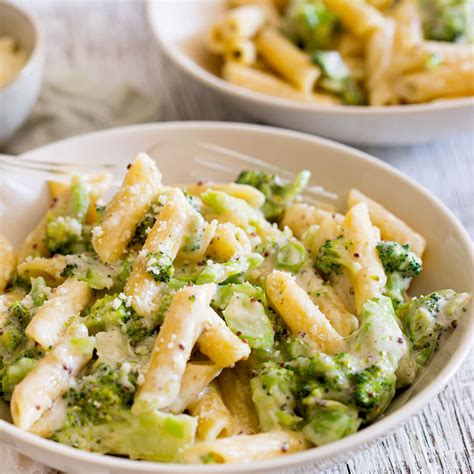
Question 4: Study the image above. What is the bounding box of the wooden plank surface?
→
[3,1,473,473]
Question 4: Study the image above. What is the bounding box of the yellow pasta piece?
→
[17,255,67,287]
[296,268,358,336]
[133,284,216,414]
[310,212,342,256]
[207,223,252,261]
[184,430,309,463]
[340,203,387,314]
[281,203,344,239]
[255,27,320,93]
[125,189,189,317]
[266,270,346,354]
[218,363,259,435]
[365,18,397,106]
[392,0,423,51]
[184,182,265,208]
[224,37,257,65]
[25,279,92,349]
[92,153,162,263]
[198,308,251,367]
[47,181,70,200]
[0,234,15,292]
[323,0,385,37]
[166,362,222,414]
[348,189,426,257]
[396,63,474,103]
[11,335,94,431]
[188,383,235,441]
[222,61,339,104]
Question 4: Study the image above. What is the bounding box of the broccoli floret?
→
[377,241,423,309]
[351,365,396,420]
[250,361,302,430]
[60,255,117,290]
[84,293,154,346]
[128,211,157,249]
[420,0,472,42]
[302,400,361,446]
[0,302,30,353]
[145,251,174,283]
[276,241,307,273]
[235,170,311,220]
[311,51,365,105]
[397,290,471,370]
[45,216,84,254]
[212,282,267,310]
[284,0,338,50]
[1,357,39,401]
[62,362,138,425]
[315,236,361,278]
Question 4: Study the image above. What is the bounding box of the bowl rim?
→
[1,121,473,473]
[0,2,45,92]
[145,0,474,116]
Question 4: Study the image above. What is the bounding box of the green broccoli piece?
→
[420,0,472,42]
[0,302,30,354]
[302,400,361,446]
[251,361,302,430]
[196,253,263,285]
[311,51,365,105]
[1,357,38,401]
[350,365,396,420]
[60,255,116,290]
[377,241,423,309]
[54,361,195,461]
[30,276,49,307]
[235,170,311,220]
[222,292,274,349]
[212,282,267,310]
[145,251,174,283]
[128,199,164,249]
[284,0,339,50]
[276,241,307,273]
[315,236,362,278]
[84,293,154,346]
[397,290,471,370]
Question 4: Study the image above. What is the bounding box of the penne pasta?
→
[348,189,426,257]
[222,4,267,38]
[17,255,67,287]
[224,37,257,65]
[266,270,346,354]
[10,335,94,431]
[207,223,252,261]
[25,279,92,349]
[133,283,216,414]
[188,382,235,441]
[92,153,162,263]
[255,27,320,93]
[217,363,259,435]
[183,430,309,464]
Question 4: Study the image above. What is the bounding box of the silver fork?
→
[1,141,337,205]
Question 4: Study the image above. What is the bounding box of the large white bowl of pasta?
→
[146,0,474,146]
[0,122,472,473]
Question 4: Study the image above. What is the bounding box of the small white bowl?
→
[146,0,474,146]
[0,122,472,473]
[0,2,45,145]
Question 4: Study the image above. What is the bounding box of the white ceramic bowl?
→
[146,1,474,146]
[0,2,45,145]
[0,122,472,473]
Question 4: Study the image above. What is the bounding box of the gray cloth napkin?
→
[0,71,158,474]
[2,71,159,155]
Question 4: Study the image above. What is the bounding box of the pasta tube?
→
[266,270,346,354]
[197,308,251,367]
[92,153,162,263]
[17,255,67,287]
[11,336,94,430]
[207,223,252,261]
[255,27,320,93]
[125,188,189,317]
[188,383,235,441]
[133,283,216,414]
[25,279,92,349]
[184,430,309,464]
[348,189,426,257]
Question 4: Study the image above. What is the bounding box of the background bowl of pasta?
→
[146,0,474,146]
[0,122,472,473]
[0,2,44,144]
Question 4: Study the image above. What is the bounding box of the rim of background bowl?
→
[2,122,473,473]
[0,2,45,92]
[145,1,474,116]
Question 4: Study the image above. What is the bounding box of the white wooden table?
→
[4,1,473,473]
